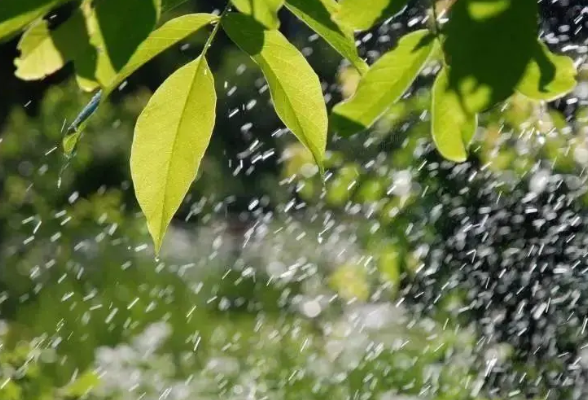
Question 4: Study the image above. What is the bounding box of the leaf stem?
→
[428,0,442,38]
[202,2,232,56]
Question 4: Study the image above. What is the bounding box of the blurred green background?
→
[1,1,588,399]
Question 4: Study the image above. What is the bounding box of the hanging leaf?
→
[431,68,477,162]
[0,0,67,42]
[331,30,435,137]
[285,0,367,74]
[131,55,216,253]
[62,14,216,156]
[231,0,284,29]
[517,40,577,101]
[333,0,408,31]
[103,13,218,97]
[443,0,538,113]
[83,0,160,86]
[14,8,93,81]
[223,13,327,168]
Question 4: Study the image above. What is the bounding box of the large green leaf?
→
[331,30,435,137]
[431,68,477,162]
[14,8,93,81]
[333,0,408,31]
[285,0,368,74]
[444,0,538,113]
[517,40,577,101]
[103,13,217,97]
[0,0,67,42]
[85,0,160,86]
[231,0,284,29]
[131,55,216,253]
[223,13,327,168]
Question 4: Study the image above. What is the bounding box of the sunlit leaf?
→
[338,66,361,98]
[85,0,161,86]
[333,0,408,31]
[285,0,367,74]
[0,0,67,42]
[14,19,65,80]
[231,0,284,29]
[444,0,538,113]
[62,14,216,156]
[64,371,100,397]
[223,13,327,168]
[517,41,577,101]
[131,55,216,253]
[331,30,435,137]
[431,68,477,162]
[14,8,93,81]
[103,13,217,97]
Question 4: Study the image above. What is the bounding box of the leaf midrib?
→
[258,47,323,163]
[157,56,206,240]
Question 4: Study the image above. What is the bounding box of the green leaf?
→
[62,14,216,157]
[285,0,368,74]
[64,371,100,397]
[444,0,538,113]
[70,1,100,92]
[231,0,284,29]
[223,13,327,168]
[14,19,65,80]
[331,30,435,137]
[131,55,216,253]
[14,8,94,82]
[517,40,577,101]
[85,0,160,86]
[103,13,217,97]
[431,68,477,162]
[333,0,408,31]
[0,0,67,42]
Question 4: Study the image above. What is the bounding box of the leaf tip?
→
[147,223,165,257]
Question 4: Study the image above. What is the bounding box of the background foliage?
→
[0,0,588,399]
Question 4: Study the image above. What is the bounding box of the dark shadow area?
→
[221,12,266,55]
[444,0,538,112]
[329,112,369,137]
[285,0,343,35]
[51,7,98,85]
[94,0,158,71]
[0,0,55,38]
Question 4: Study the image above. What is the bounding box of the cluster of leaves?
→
[0,0,578,253]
